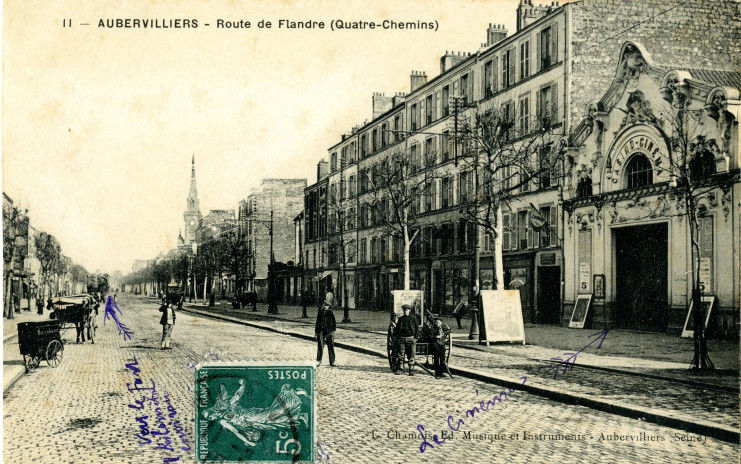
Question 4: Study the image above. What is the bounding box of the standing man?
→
[159,297,176,350]
[395,304,419,376]
[315,292,337,366]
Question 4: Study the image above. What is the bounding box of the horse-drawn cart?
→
[50,294,98,343]
[18,320,64,372]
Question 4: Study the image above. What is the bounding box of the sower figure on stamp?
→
[395,304,419,376]
[159,298,176,350]
[315,292,337,366]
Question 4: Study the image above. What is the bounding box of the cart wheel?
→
[24,354,41,372]
[387,326,400,373]
[46,340,64,368]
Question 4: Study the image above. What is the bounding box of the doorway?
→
[537,266,561,324]
[614,223,668,331]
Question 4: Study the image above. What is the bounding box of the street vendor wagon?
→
[17,320,64,372]
[387,309,453,379]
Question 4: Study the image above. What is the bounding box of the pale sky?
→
[2,0,521,275]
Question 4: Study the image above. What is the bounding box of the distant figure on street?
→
[395,304,419,376]
[159,299,177,350]
[452,300,466,329]
[75,300,89,344]
[36,296,44,315]
[315,292,337,366]
[431,318,450,378]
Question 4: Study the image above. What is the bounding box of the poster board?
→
[569,294,592,328]
[680,296,716,338]
[479,290,526,343]
[391,290,423,327]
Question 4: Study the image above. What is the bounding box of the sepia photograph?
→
[2,0,740,462]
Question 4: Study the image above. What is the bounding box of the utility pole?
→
[268,210,279,314]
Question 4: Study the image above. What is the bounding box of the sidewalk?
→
[184,299,739,377]
[2,310,48,393]
[178,298,739,443]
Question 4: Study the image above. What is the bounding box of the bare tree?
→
[327,163,358,322]
[456,102,563,291]
[365,140,438,291]
[35,232,61,310]
[654,84,739,370]
[3,204,27,319]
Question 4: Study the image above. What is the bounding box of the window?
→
[484,59,498,97]
[442,86,450,117]
[348,141,356,163]
[502,213,512,251]
[442,130,452,162]
[626,155,653,189]
[690,149,716,181]
[381,123,389,148]
[519,95,530,135]
[348,175,356,198]
[520,167,530,193]
[410,144,420,172]
[502,101,515,141]
[576,177,592,197]
[460,73,473,104]
[426,94,433,124]
[441,223,454,254]
[502,48,515,88]
[411,103,419,131]
[538,25,558,70]
[372,128,379,152]
[520,41,530,79]
[425,137,436,163]
[459,171,473,203]
[538,206,557,248]
[441,176,452,208]
[518,210,530,249]
[425,180,434,212]
[394,115,402,142]
[330,152,337,172]
[540,148,553,188]
[361,134,368,158]
[348,207,355,230]
[537,84,558,126]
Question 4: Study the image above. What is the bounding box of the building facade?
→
[238,179,307,301]
[302,0,740,335]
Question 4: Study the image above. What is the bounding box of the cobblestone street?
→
[3,294,737,463]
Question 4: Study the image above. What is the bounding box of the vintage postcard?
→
[2,0,739,463]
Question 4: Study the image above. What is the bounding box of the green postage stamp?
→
[195,362,316,462]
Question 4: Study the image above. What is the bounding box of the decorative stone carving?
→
[619,91,661,131]
[705,87,739,156]
[616,43,649,88]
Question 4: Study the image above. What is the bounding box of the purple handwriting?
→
[126,357,190,463]
[537,329,609,379]
[105,297,134,340]
[418,376,528,453]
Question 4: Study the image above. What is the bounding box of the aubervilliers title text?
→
[71,18,439,31]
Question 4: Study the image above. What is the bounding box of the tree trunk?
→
[5,271,14,319]
[403,226,411,290]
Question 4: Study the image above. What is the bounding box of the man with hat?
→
[394,304,419,375]
[315,292,337,366]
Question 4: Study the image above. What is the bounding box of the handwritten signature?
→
[126,357,190,463]
[536,329,609,379]
[105,296,134,340]
[418,377,528,453]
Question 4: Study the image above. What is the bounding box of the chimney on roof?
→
[486,23,508,46]
[410,71,428,92]
[440,51,467,73]
[517,0,559,31]
[372,92,393,119]
[393,92,407,107]
[317,159,329,182]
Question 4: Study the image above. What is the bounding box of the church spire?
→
[187,155,200,212]
[183,155,202,245]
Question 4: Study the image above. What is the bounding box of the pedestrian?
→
[431,318,450,378]
[315,292,337,366]
[394,304,419,376]
[159,298,176,350]
[36,296,44,315]
[76,301,89,344]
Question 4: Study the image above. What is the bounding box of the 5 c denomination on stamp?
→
[195,361,316,463]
